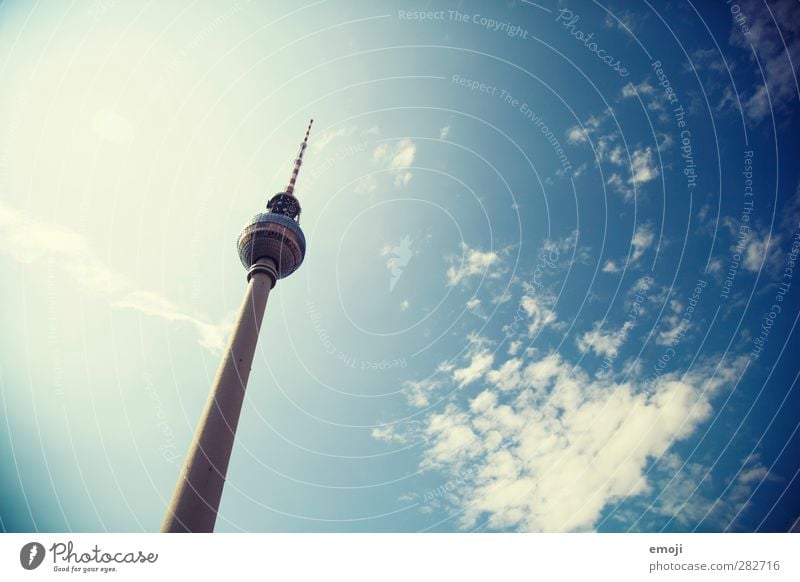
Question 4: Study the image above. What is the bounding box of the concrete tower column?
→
[161,257,278,533]
[162,119,311,532]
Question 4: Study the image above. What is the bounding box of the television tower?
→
[161,120,313,532]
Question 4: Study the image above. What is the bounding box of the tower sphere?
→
[237,198,306,279]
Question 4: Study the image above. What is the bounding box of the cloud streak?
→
[0,201,233,353]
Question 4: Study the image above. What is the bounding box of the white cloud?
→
[622,81,655,98]
[402,344,749,531]
[631,224,655,262]
[382,138,416,169]
[566,126,589,144]
[452,351,494,387]
[394,171,413,187]
[689,47,730,74]
[628,147,660,186]
[113,291,235,352]
[0,201,126,291]
[312,125,356,151]
[465,297,487,320]
[372,138,417,187]
[655,300,689,346]
[439,125,450,139]
[542,229,591,264]
[742,230,780,272]
[486,358,524,391]
[450,333,496,387]
[603,9,636,33]
[576,117,658,198]
[577,321,633,358]
[371,424,407,444]
[355,174,378,193]
[492,291,513,305]
[446,243,504,286]
[0,200,232,353]
[609,145,625,165]
[421,404,483,469]
[404,377,442,408]
[519,294,557,336]
[602,259,621,273]
[606,173,630,198]
[522,352,564,390]
[372,143,389,162]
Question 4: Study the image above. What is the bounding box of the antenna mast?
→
[285,118,313,196]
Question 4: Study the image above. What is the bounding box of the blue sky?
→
[0,0,798,532]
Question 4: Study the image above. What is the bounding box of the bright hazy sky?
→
[1,0,799,532]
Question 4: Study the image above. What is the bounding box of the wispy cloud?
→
[113,291,236,352]
[373,138,417,187]
[312,125,357,151]
[642,453,778,530]
[519,294,557,336]
[452,334,495,387]
[622,81,655,98]
[603,9,637,33]
[628,147,660,186]
[0,201,233,353]
[729,0,800,123]
[446,243,505,287]
[567,113,661,200]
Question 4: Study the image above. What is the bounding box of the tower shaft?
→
[161,258,278,533]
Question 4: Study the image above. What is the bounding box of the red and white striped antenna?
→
[285,119,313,196]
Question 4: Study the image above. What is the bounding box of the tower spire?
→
[285,118,313,196]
